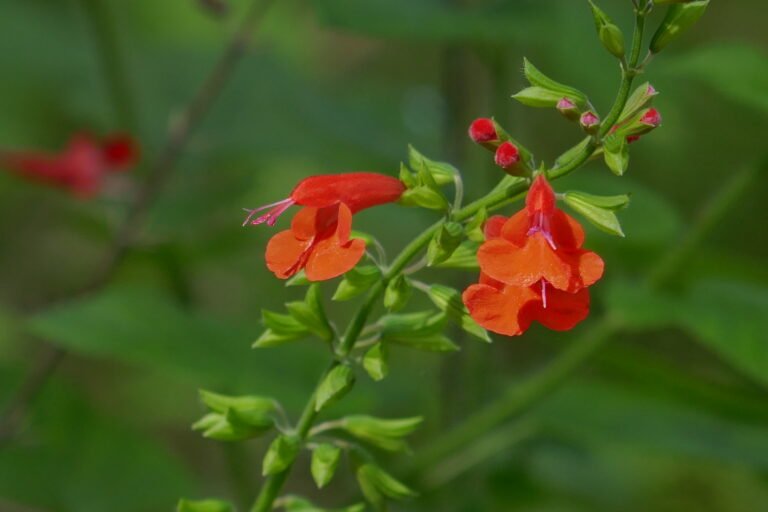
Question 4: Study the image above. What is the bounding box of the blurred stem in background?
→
[80,0,137,133]
[406,155,767,484]
[0,0,275,443]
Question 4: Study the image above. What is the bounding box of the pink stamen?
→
[526,211,557,250]
[541,280,548,309]
[242,198,295,227]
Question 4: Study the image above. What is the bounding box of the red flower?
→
[463,175,603,336]
[245,173,405,281]
[463,279,590,336]
[0,133,138,197]
[478,175,603,293]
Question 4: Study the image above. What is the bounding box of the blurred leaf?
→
[26,286,260,388]
[363,342,389,381]
[0,371,195,511]
[315,365,355,412]
[311,443,341,489]
[609,279,768,387]
[340,415,422,452]
[311,0,546,43]
[177,499,234,512]
[662,43,768,113]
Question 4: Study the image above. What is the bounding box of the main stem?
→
[250,7,656,508]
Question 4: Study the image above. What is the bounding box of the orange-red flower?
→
[477,175,603,293]
[463,175,603,336]
[245,173,405,281]
[0,133,138,197]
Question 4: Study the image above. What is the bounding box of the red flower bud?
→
[579,111,600,133]
[468,118,497,144]
[494,142,520,170]
[556,98,580,121]
[626,135,641,144]
[640,108,662,127]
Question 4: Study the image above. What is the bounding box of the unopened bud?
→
[556,97,580,121]
[626,135,641,144]
[468,118,497,144]
[494,142,520,170]
[588,0,626,59]
[579,111,600,134]
[650,0,710,54]
[640,108,663,127]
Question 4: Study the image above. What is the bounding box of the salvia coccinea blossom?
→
[0,133,138,197]
[244,173,405,282]
[463,175,604,336]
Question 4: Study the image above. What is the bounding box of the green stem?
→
[598,10,646,138]
[80,0,137,132]
[250,361,339,512]
[406,316,621,475]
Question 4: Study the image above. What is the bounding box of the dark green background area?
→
[0,1,766,511]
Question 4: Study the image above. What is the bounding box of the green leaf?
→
[280,495,366,512]
[408,145,456,186]
[286,271,311,287]
[554,136,593,169]
[286,284,334,342]
[522,58,588,107]
[563,192,625,237]
[341,415,423,452]
[192,413,260,442]
[603,135,629,176]
[650,0,710,54]
[199,390,276,430]
[399,186,450,211]
[620,82,658,122]
[433,242,479,270]
[464,207,488,243]
[177,499,234,512]
[608,279,768,387]
[678,281,768,388]
[380,311,458,352]
[357,463,417,509]
[253,329,305,349]
[426,284,490,342]
[363,342,389,381]
[315,365,356,412]
[311,443,342,489]
[263,435,301,476]
[385,333,459,353]
[384,274,412,312]
[311,0,546,44]
[563,191,630,211]
[511,86,565,108]
[661,43,768,113]
[333,266,382,302]
[426,221,464,266]
[25,286,258,388]
[262,310,310,335]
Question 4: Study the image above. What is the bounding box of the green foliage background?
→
[0,0,767,510]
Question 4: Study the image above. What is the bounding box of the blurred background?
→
[0,0,767,511]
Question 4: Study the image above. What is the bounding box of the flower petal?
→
[484,215,508,240]
[550,210,585,249]
[305,237,366,281]
[291,173,405,213]
[478,235,572,291]
[525,174,556,216]
[499,210,529,245]
[265,230,312,279]
[462,284,538,336]
[530,286,590,331]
